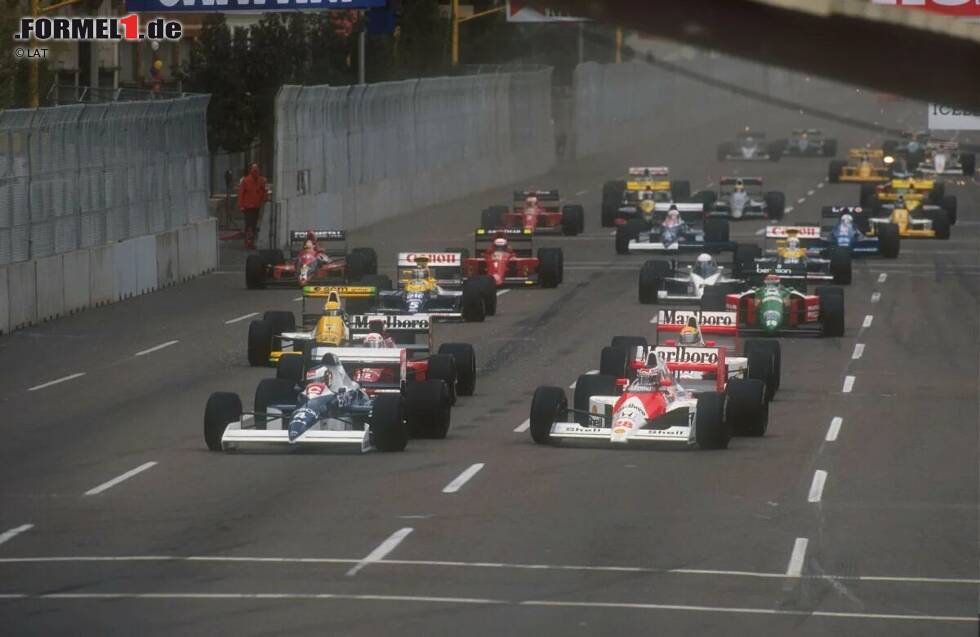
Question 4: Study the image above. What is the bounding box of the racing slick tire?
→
[530,386,567,444]
[204,392,242,451]
[859,183,877,208]
[638,260,671,304]
[816,286,845,337]
[961,153,976,177]
[929,209,951,240]
[350,248,378,276]
[929,181,946,204]
[734,243,762,277]
[359,274,393,291]
[878,223,901,258]
[263,310,296,336]
[829,247,852,285]
[561,205,585,236]
[725,379,769,437]
[371,394,408,452]
[471,275,497,315]
[611,336,648,360]
[694,392,730,449]
[941,195,958,225]
[701,285,729,312]
[259,249,284,265]
[716,142,733,162]
[276,354,305,383]
[346,251,369,282]
[692,190,718,211]
[764,192,786,221]
[767,142,783,162]
[438,343,477,396]
[704,217,730,244]
[615,219,646,255]
[482,205,508,228]
[601,180,627,227]
[425,354,458,405]
[828,160,847,184]
[599,346,629,379]
[245,255,267,290]
[461,279,487,322]
[254,378,299,430]
[574,374,618,426]
[671,180,691,201]
[744,339,780,400]
[538,248,563,288]
[406,379,452,439]
[247,319,275,367]
[823,139,838,157]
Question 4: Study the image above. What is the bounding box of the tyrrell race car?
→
[726,275,845,337]
[244,230,377,289]
[637,252,747,309]
[828,148,895,184]
[601,167,692,227]
[481,190,584,236]
[782,129,837,157]
[463,228,564,288]
[717,131,782,161]
[735,225,853,285]
[615,203,731,255]
[707,177,786,221]
[820,207,900,258]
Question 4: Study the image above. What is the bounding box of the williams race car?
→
[481,190,584,236]
[601,167,692,227]
[367,253,495,322]
[615,203,731,255]
[735,225,853,285]
[245,230,378,290]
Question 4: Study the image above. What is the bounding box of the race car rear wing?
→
[628,166,670,177]
[288,229,348,256]
[848,148,885,159]
[514,190,560,202]
[649,346,727,393]
[348,314,432,355]
[306,346,407,392]
[719,177,763,187]
[396,252,464,286]
[763,225,824,251]
[653,309,739,349]
[475,227,533,257]
[301,286,378,324]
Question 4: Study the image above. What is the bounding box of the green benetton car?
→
[724,275,844,337]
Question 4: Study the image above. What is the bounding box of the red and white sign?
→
[766,225,821,239]
[397,252,461,267]
[871,0,980,17]
[506,1,587,22]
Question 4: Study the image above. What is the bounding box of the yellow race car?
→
[863,204,950,240]
[863,177,957,224]
[828,149,895,184]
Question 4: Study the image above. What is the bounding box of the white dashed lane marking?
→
[496,289,510,297]
[826,417,843,442]
[871,292,881,303]
[346,528,413,577]
[442,463,485,494]
[225,312,259,324]
[0,524,33,547]
[863,315,874,328]
[852,344,865,360]
[877,273,887,283]
[514,419,530,433]
[83,462,158,496]
[807,190,815,196]
[786,538,809,577]
[843,376,856,393]
[27,373,86,392]
[785,206,794,214]
[134,340,179,357]
[797,198,806,204]
[808,470,828,503]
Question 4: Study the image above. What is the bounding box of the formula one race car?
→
[638,252,747,309]
[864,202,951,240]
[820,207,900,258]
[726,274,845,337]
[735,225,852,285]
[462,228,564,288]
[204,347,454,453]
[783,129,837,157]
[367,253,495,322]
[481,190,584,236]
[615,203,731,255]
[828,148,895,184]
[863,177,957,225]
[915,141,976,177]
[717,131,782,162]
[707,177,786,221]
[601,167,692,227]
[245,230,378,290]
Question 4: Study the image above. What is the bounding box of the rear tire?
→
[574,374,618,426]
[461,279,487,322]
[695,392,729,449]
[859,183,876,208]
[425,354,458,405]
[538,248,563,288]
[276,354,304,383]
[701,285,729,312]
[346,251,368,282]
[817,287,845,337]
[704,217,730,243]
[616,219,646,255]
[262,310,296,336]
[245,255,267,290]
[349,248,378,276]
[638,260,671,304]
[254,378,298,430]
[828,160,846,183]
[961,152,976,177]
[359,274,392,291]
[405,379,452,439]
[745,339,780,394]
[877,223,900,258]
[529,386,566,444]
[473,275,497,316]
[930,209,951,240]
[765,192,786,220]
[438,343,477,396]
[671,180,691,200]
[829,247,852,284]
[561,205,585,236]
[601,180,626,227]
[247,319,275,367]
[941,195,957,225]
[734,243,762,277]
[599,346,629,379]
[611,336,648,359]
[371,394,408,452]
[204,392,242,451]
[726,379,768,436]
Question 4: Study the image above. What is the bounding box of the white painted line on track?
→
[843,376,855,393]
[852,343,865,360]
[877,273,887,283]
[514,419,530,433]
[785,206,794,214]
[797,197,806,204]
[84,462,158,496]
[569,370,599,388]
[609,230,617,236]
[0,524,33,547]
[496,289,510,297]
[817,182,825,189]
[27,373,85,392]
[442,463,485,494]
[754,228,766,236]
[786,538,808,577]
[225,312,260,324]
[863,315,874,328]
[346,528,413,576]
[134,340,179,357]
[808,470,828,503]
[826,417,843,442]
[871,292,881,303]
[807,189,815,196]
[574,189,589,196]
[293,296,303,302]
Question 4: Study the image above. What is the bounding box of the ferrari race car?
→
[735,225,853,285]
[782,129,837,157]
[828,148,895,184]
[863,177,957,225]
[481,190,584,236]
[601,167,692,227]
[717,131,782,162]
[726,274,845,337]
[463,228,564,288]
[615,203,731,255]
[707,177,786,221]
[820,207,900,258]
[245,230,378,290]
[637,252,746,309]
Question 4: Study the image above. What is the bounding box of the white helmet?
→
[526,196,538,206]
[493,237,508,250]
[787,236,800,250]
[665,207,680,225]
[693,253,715,277]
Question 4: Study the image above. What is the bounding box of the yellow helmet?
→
[679,325,699,345]
[322,290,344,317]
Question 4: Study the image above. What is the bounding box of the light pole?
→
[451,0,505,66]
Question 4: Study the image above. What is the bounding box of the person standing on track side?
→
[238,162,269,250]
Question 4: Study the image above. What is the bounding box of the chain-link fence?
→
[273,68,554,246]
[0,95,210,265]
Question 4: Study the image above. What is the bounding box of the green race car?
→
[724,275,844,337]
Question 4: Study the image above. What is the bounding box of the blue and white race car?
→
[820,206,900,258]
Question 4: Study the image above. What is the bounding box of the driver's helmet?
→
[764,274,780,289]
[896,195,906,209]
[493,237,509,251]
[693,253,715,277]
[525,196,538,207]
[839,213,854,232]
[734,179,745,193]
[322,299,344,317]
[679,325,699,345]
[634,366,663,388]
[411,268,429,281]
[786,236,800,251]
[303,239,316,251]
[363,333,385,349]
[318,353,342,389]
[664,206,681,226]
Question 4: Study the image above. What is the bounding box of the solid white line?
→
[785,206,794,214]
[442,463,485,494]
[786,538,809,577]
[826,417,843,442]
[843,376,855,393]
[496,289,510,297]
[852,343,865,360]
[807,189,815,196]
[877,273,887,283]
[27,373,85,392]
[863,315,874,328]
[797,197,806,204]
[514,419,530,433]
[871,292,881,303]
[0,524,33,547]
[346,528,413,576]
[808,470,828,503]
[574,189,589,196]
[134,340,179,357]
[84,462,158,496]
[225,312,260,324]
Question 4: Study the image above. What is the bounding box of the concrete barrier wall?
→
[0,217,216,335]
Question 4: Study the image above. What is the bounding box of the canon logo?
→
[932,105,980,117]
[404,253,459,264]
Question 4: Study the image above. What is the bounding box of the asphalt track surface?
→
[0,89,976,635]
